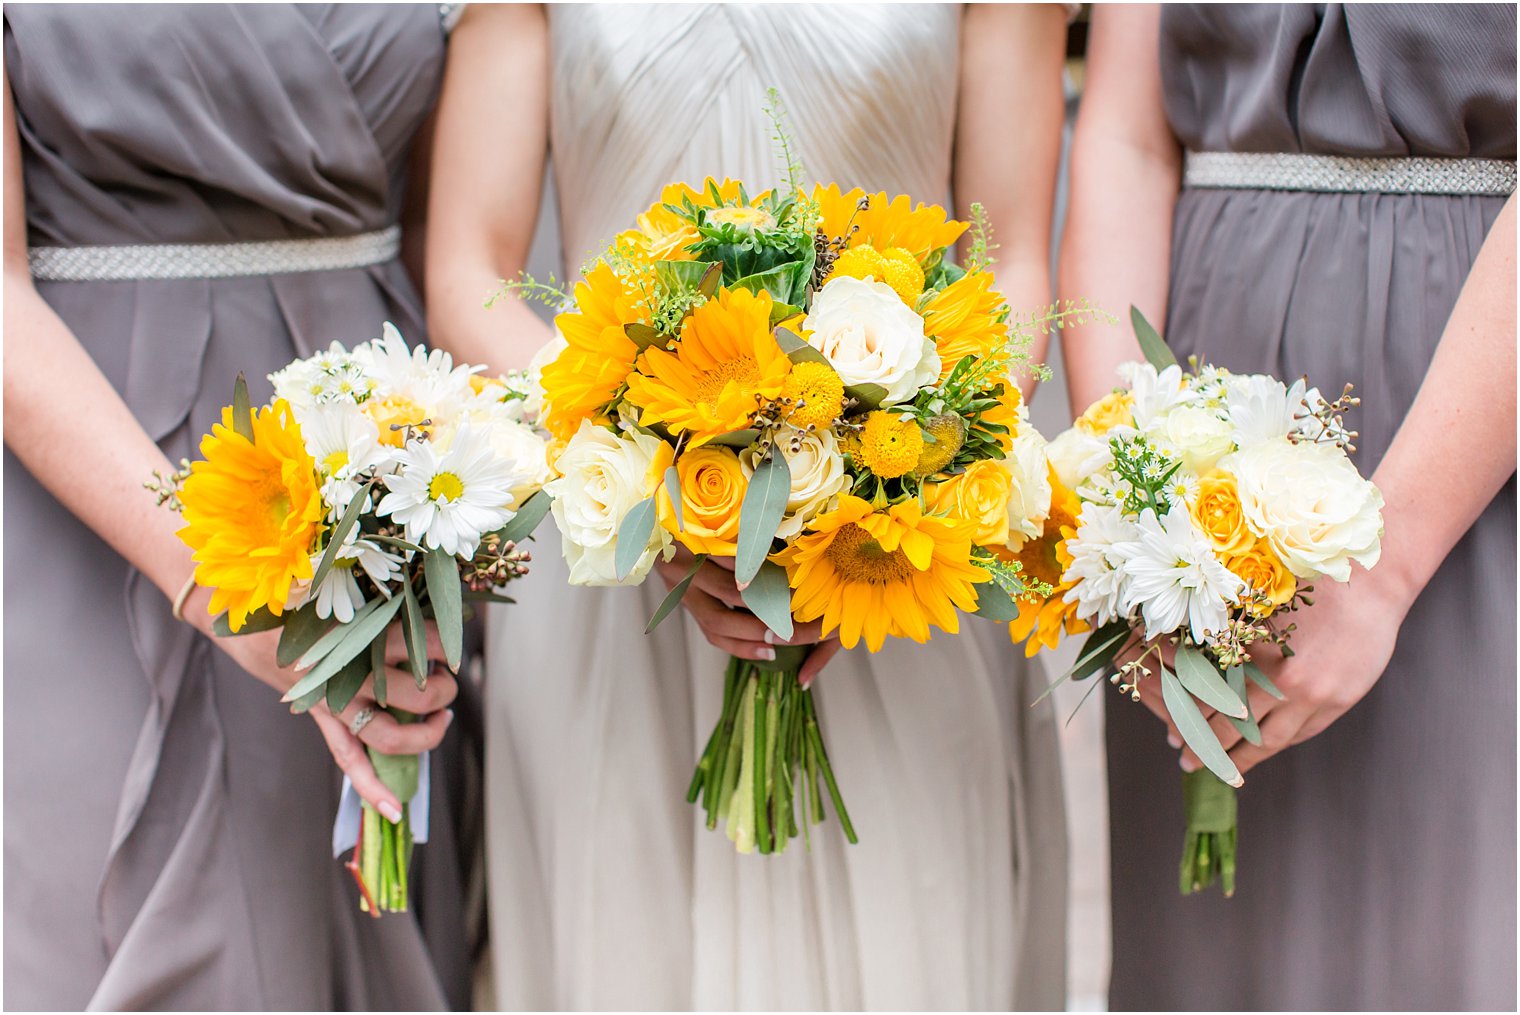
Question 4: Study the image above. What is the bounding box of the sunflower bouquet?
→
[157,323,552,913]
[1021,309,1384,895]
[526,172,1095,854]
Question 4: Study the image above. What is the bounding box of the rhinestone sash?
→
[1184,151,1516,196]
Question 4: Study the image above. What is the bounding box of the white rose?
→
[741,429,849,540]
[803,276,939,406]
[1046,426,1112,492]
[1001,429,1053,549]
[1160,404,1235,474]
[483,417,553,507]
[524,332,568,421]
[1229,437,1384,582]
[546,420,673,586]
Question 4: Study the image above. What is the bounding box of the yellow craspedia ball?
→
[782,361,846,431]
[858,410,925,479]
[912,413,968,477]
[879,247,925,304]
[827,245,890,286]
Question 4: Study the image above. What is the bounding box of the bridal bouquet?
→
[528,173,1081,853]
[159,323,551,913]
[1020,309,1383,894]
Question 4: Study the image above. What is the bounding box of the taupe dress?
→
[483,5,1069,1010]
[1106,5,1517,1010]
[3,5,475,1009]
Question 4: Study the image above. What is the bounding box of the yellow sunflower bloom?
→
[541,262,645,441]
[1006,470,1090,656]
[178,399,324,632]
[811,183,967,266]
[776,494,988,652]
[983,378,1024,453]
[922,271,1009,380]
[625,287,792,447]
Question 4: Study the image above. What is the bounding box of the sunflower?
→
[541,262,645,440]
[922,271,1009,380]
[178,399,324,632]
[982,377,1024,453]
[776,495,988,652]
[625,287,792,447]
[811,184,967,266]
[1006,470,1090,656]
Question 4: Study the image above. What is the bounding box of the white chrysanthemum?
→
[353,322,477,424]
[741,428,849,540]
[310,533,405,623]
[299,403,392,518]
[1119,361,1193,433]
[377,424,523,558]
[1225,373,1330,449]
[1062,502,1140,627]
[1113,504,1245,642]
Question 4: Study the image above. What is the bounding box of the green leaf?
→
[655,258,710,292]
[1130,305,1178,370]
[325,650,371,714]
[697,260,722,299]
[735,450,790,585]
[423,547,463,673]
[624,322,667,351]
[731,261,806,305]
[282,595,403,704]
[767,299,803,328]
[709,428,762,448]
[371,631,389,708]
[1070,619,1133,681]
[401,577,428,689]
[213,608,283,637]
[277,602,334,668]
[231,373,254,442]
[295,596,385,670]
[1160,664,1242,787]
[287,682,326,715]
[310,479,373,600]
[646,553,707,634]
[368,532,425,555]
[1243,660,1285,700]
[740,559,794,642]
[972,580,1020,622]
[461,590,517,604]
[773,326,831,367]
[1174,645,1249,719]
[497,489,552,545]
[370,749,420,803]
[615,495,657,582]
[845,382,889,411]
[664,465,684,532]
[1224,665,1262,746]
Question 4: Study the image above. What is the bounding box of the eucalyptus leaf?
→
[698,261,722,298]
[845,382,889,411]
[369,749,420,803]
[401,577,428,688]
[767,300,803,328]
[646,553,707,634]
[615,495,658,582]
[369,533,425,555]
[497,489,552,545]
[774,326,831,367]
[972,580,1020,622]
[295,596,386,671]
[1160,664,1243,787]
[624,323,667,351]
[231,372,254,442]
[1130,305,1178,370]
[1225,665,1263,746]
[371,631,389,707]
[1174,645,1249,719]
[311,479,373,599]
[325,651,371,714]
[277,602,334,668]
[1070,619,1133,681]
[664,465,684,532]
[287,682,326,715]
[735,451,790,585]
[213,608,283,637]
[1243,660,1286,700]
[739,560,794,642]
[461,590,517,605]
[282,595,403,704]
[423,547,463,672]
[710,428,763,448]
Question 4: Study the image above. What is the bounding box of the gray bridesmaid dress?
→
[2,5,475,1009]
[1106,5,1517,1010]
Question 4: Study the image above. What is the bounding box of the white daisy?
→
[298,404,392,518]
[1062,502,1139,627]
[310,532,406,623]
[352,322,476,423]
[377,424,524,558]
[1113,503,1245,642]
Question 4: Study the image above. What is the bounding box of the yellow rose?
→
[1189,471,1256,556]
[921,459,1012,545]
[1076,390,1135,435]
[364,394,430,447]
[1225,539,1298,615]
[658,445,747,556]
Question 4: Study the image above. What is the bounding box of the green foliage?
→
[1109,433,1184,516]
[763,87,808,192]
[964,201,998,272]
[488,270,571,310]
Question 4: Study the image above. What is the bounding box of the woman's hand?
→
[654,547,844,688]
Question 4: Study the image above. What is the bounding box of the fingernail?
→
[379,802,402,823]
[444,709,455,729]
[799,674,812,690]
[758,646,776,662]
[1180,755,1199,773]
[763,629,776,645]
[1167,732,1181,749]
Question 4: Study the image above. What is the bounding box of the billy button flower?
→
[855,410,924,479]
[826,244,925,305]
[780,361,846,432]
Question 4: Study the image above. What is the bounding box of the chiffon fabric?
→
[3,5,476,1009]
[483,4,1069,1010]
[1106,5,1517,1010]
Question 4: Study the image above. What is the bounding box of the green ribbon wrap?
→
[1180,769,1238,896]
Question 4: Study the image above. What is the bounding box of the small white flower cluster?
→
[1052,360,1384,645]
[274,323,550,622]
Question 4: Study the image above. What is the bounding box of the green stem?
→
[804,691,857,844]
[1179,769,1239,896]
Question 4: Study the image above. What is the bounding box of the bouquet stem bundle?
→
[687,646,855,853]
[348,717,420,914]
[1180,769,1238,897]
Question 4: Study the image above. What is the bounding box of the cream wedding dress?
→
[484,5,1068,1009]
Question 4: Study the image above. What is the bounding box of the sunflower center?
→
[693,356,759,408]
[825,523,918,585]
[322,449,350,475]
[429,471,465,503]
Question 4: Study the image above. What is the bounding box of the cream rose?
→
[1160,404,1235,474]
[1045,426,1111,492]
[1001,429,1053,549]
[803,276,940,406]
[1229,437,1384,581]
[741,429,849,540]
[546,420,674,586]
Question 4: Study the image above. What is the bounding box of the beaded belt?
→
[28,225,402,282]
[1184,151,1516,196]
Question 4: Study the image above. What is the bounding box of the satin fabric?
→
[484,5,1069,1010]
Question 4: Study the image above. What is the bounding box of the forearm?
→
[428,266,555,374]
[1365,196,1517,613]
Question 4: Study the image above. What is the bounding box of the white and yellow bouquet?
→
[1020,309,1383,894]
[524,168,1091,854]
[159,323,551,913]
